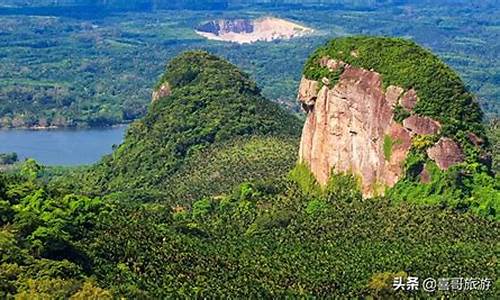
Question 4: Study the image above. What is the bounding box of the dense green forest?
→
[0,1,498,127]
[0,44,499,297]
[1,163,498,298]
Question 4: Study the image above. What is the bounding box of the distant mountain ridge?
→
[2,0,497,10]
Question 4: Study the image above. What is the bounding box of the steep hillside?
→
[80,51,302,199]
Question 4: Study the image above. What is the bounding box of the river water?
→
[0,126,127,166]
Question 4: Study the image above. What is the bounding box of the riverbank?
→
[0,123,130,131]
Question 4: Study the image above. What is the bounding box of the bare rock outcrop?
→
[298,78,319,111]
[298,64,413,197]
[319,57,346,71]
[196,19,254,36]
[399,89,418,111]
[427,138,465,170]
[402,115,441,135]
[385,85,405,107]
[152,82,171,102]
[297,55,474,197]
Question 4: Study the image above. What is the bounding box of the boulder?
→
[399,88,418,111]
[427,138,465,170]
[419,166,431,183]
[297,77,320,111]
[152,82,171,102]
[385,85,405,107]
[403,115,441,135]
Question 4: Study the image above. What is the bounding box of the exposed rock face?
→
[152,82,171,102]
[195,17,313,44]
[399,89,418,111]
[403,115,441,135]
[297,78,320,111]
[298,64,413,197]
[196,19,254,36]
[427,138,465,170]
[385,85,405,107]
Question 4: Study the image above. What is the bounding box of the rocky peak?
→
[297,37,485,197]
[298,64,413,197]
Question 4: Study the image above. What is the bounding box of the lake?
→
[0,126,127,166]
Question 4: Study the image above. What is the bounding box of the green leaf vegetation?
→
[1,49,498,298]
[1,168,498,298]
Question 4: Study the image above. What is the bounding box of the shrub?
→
[305,199,328,216]
[289,163,321,197]
[192,198,213,219]
[411,134,437,151]
[324,172,362,203]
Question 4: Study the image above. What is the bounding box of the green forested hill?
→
[0,48,499,298]
[75,51,302,199]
